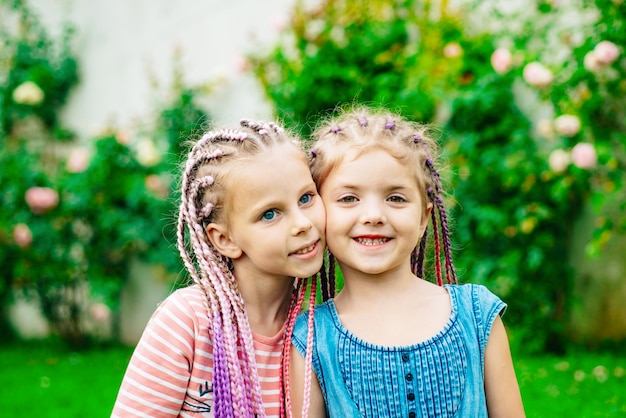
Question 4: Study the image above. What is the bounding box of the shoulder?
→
[146,284,209,336]
[447,283,507,316]
[292,300,335,344]
[447,283,507,355]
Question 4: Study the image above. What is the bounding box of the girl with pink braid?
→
[112,119,325,417]
[289,106,525,417]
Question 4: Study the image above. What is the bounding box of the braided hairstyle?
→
[309,106,457,297]
[177,119,317,418]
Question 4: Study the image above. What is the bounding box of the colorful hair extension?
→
[309,106,458,294]
[177,119,318,417]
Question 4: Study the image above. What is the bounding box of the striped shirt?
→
[112,285,284,417]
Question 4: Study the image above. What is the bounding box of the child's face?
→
[319,147,430,278]
[216,143,326,280]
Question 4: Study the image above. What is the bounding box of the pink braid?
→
[283,279,308,417]
[301,275,317,417]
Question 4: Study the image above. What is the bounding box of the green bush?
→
[248,0,626,353]
[0,0,208,346]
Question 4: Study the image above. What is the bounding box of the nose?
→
[291,209,313,235]
[360,199,386,225]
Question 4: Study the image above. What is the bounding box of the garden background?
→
[1,0,625,416]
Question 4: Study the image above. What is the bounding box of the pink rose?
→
[571,142,597,169]
[13,223,33,248]
[115,130,132,145]
[145,174,169,199]
[271,15,287,33]
[537,120,555,139]
[584,51,604,73]
[554,115,581,137]
[233,55,250,73]
[491,48,512,74]
[25,187,59,214]
[548,149,570,174]
[443,42,463,58]
[523,62,554,88]
[66,147,90,173]
[594,41,620,65]
[90,303,111,323]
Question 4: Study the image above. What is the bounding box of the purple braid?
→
[428,192,444,286]
[424,159,457,284]
[212,310,234,417]
[320,258,330,301]
[186,173,250,414]
[328,254,336,299]
[413,228,428,277]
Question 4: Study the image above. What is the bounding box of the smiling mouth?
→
[292,242,317,255]
[354,237,390,246]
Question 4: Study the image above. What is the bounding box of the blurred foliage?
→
[249,0,626,353]
[0,0,208,346]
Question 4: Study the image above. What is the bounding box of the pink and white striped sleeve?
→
[111,287,201,417]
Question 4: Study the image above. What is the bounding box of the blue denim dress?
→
[292,284,506,417]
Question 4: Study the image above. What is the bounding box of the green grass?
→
[0,340,134,417]
[515,352,626,417]
[0,340,624,417]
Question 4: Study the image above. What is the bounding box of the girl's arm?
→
[111,290,198,417]
[484,315,526,417]
[289,345,327,418]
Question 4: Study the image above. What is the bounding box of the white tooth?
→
[356,238,387,245]
[295,244,314,254]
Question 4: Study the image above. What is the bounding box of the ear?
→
[420,202,433,235]
[206,222,242,259]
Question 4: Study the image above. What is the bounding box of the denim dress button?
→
[401,353,410,362]
[405,373,413,381]
[407,393,415,401]
[408,413,416,418]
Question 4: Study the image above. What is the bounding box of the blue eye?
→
[299,192,313,205]
[261,210,277,221]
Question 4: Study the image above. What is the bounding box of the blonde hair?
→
[309,106,457,294]
[177,119,316,417]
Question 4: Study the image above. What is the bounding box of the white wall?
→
[11,0,296,343]
[32,0,296,137]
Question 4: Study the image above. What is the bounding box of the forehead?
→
[226,144,311,207]
[325,147,416,188]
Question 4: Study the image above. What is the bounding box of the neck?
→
[334,262,424,311]
[234,268,294,337]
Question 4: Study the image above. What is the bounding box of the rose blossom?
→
[13,223,33,248]
[554,114,582,137]
[443,42,463,58]
[233,54,250,73]
[90,303,111,323]
[66,147,90,173]
[548,149,571,173]
[135,139,161,167]
[537,120,555,139]
[12,81,45,105]
[115,130,132,145]
[25,187,59,214]
[145,174,169,198]
[594,40,620,65]
[523,62,554,88]
[571,142,597,169]
[584,50,604,73]
[491,48,513,74]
